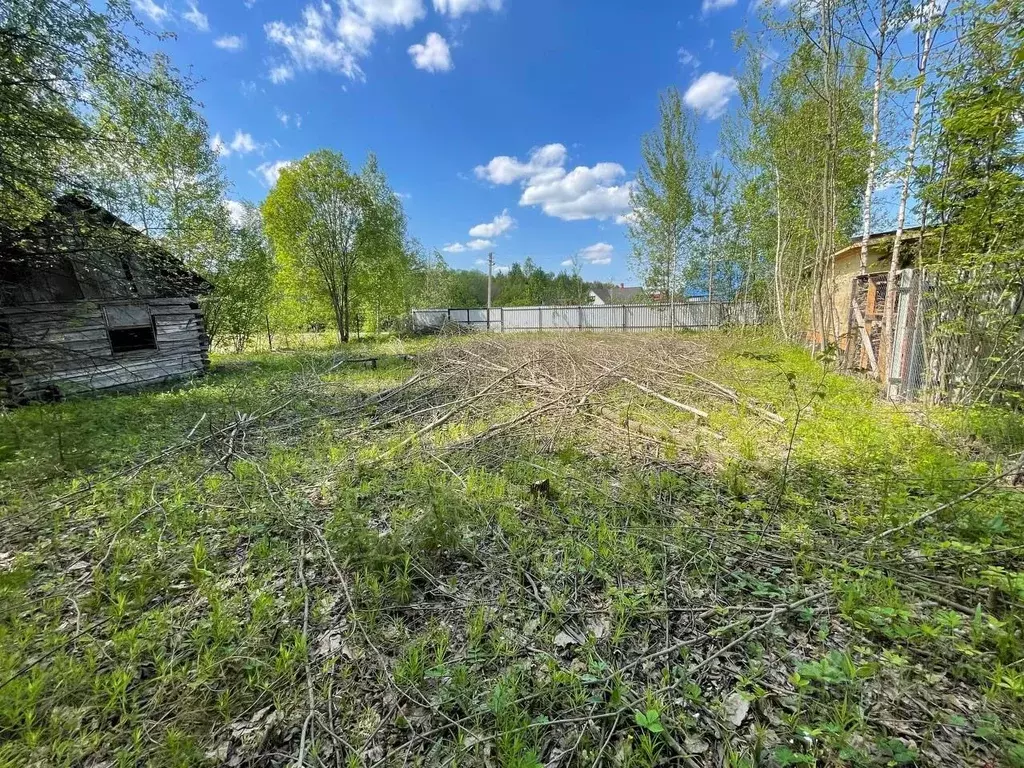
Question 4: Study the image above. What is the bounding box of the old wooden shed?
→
[0,196,211,402]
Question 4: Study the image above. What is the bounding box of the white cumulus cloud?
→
[184,1,209,31]
[254,159,293,187]
[210,133,229,157]
[266,0,427,82]
[211,130,261,157]
[475,143,567,185]
[701,0,737,13]
[475,144,632,222]
[443,239,494,253]
[468,209,515,238]
[133,0,169,23]
[230,131,259,154]
[678,47,700,70]
[408,32,452,72]
[224,200,250,228]
[215,35,245,50]
[433,0,501,16]
[577,242,613,265]
[683,71,738,119]
[269,65,294,84]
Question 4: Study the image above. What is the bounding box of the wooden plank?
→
[7,341,205,376]
[10,328,110,344]
[13,364,205,397]
[0,302,103,318]
[155,329,203,344]
[852,305,879,374]
[1,309,104,327]
[17,355,206,389]
[155,320,200,336]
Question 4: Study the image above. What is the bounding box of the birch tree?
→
[628,88,696,325]
[879,0,947,381]
[845,0,904,276]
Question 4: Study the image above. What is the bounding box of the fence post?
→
[500,306,505,333]
[538,306,542,332]
[578,306,583,330]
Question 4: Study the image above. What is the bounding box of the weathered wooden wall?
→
[1,297,209,401]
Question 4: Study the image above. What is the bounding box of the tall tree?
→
[263,151,362,343]
[628,88,696,327]
[0,0,193,232]
[262,150,408,343]
[879,0,947,381]
[845,0,904,276]
[89,53,228,274]
[355,154,411,332]
[724,35,868,342]
[692,162,731,308]
[920,0,1024,402]
[203,203,275,351]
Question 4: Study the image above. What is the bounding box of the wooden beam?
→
[852,305,879,374]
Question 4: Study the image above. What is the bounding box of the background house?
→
[587,284,647,305]
[0,196,211,401]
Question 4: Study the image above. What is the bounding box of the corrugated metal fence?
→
[887,268,929,400]
[410,301,759,333]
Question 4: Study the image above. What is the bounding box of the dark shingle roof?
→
[589,285,646,304]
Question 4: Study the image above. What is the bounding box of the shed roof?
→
[0,195,211,300]
[830,226,926,263]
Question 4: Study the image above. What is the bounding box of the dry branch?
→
[621,377,709,420]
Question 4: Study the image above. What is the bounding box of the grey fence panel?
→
[502,307,534,332]
[410,310,448,330]
[411,302,761,333]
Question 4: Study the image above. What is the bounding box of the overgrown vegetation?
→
[2,332,1022,766]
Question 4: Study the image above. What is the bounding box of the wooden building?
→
[0,196,211,402]
[817,228,926,370]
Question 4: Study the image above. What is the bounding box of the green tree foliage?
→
[202,204,276,351]
[1,0,232,312]
[0,0,142,229]
[920,0,1024,402]
[689,162,733,302]
[628,88,696,308]
[354,155,412,333]
[409,258,591,308]
[0,0,211,238]
[722,35,868,340]
[89,53,228,273]
[262,150,409,342]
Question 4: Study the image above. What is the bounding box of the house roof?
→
[830,226,926,263]
[1,195,211,297]
[589,285,646,304]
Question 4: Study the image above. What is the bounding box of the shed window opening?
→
[104,304,157,354]
[108,324,157,354]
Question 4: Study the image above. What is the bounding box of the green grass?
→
[1,331,1022,767]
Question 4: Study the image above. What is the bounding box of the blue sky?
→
[133,0,783,283]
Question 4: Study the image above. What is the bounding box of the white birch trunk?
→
[881,10,941,384]
[773,162,787,334]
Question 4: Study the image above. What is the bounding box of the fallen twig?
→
[621,377,709,420]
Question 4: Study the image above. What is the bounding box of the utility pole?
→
[487,252,494,331]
